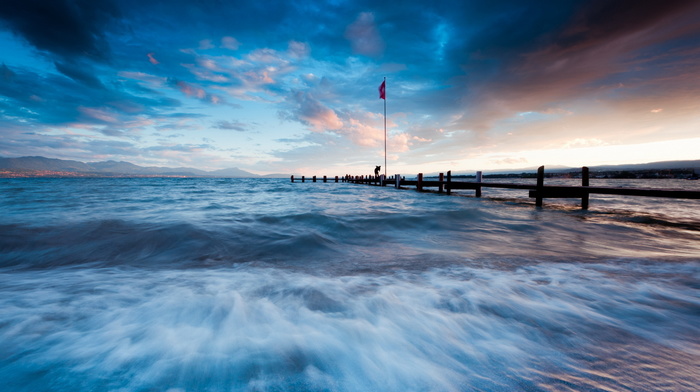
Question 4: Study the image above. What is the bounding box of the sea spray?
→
[1,263,698,391]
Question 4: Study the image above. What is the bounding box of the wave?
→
[0,263,697,391]
[3,197,700,270]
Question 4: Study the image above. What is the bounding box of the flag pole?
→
[383,76,387,179]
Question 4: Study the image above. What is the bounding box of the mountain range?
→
[0,156,286,178]
[1,156,698,178]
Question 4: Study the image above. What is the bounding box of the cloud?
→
[345,12,384,57]
[147,53,159,65]
[168,78,224,104]
[286,91,343,131]
[450,0,700,138]
[214,120,249,132]
[78,106,119,123]
[490,157,528,166]
[199,39,215,50]
[562,138,606,149]
[117,71,167,87]
[183,48,299,101]
[247,48,286,64]
[556,0,698,52]
[1,0,700,173]
[0,0,119,61]
[54,61,104,89]
[182,63,229,83]
[1,63,16,81]
[287,41,310,58]
[221,36,240,50]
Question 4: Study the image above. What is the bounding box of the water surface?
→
[1,178,698,391]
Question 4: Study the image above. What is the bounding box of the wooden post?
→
[335,176,339,183]
[417,173,423,192]
[302,175,305,183]
[313,175,317,182]
[395,174,401,188]
[582,166,590,210]
[536,166,544,207]
[446,171,452,195]
[438,173,444,193]
[323,175,327,183]
[476,171,482,197]
[291,175,294,183]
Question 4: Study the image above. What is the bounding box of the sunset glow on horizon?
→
[1,1,699,175]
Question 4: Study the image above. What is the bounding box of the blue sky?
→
[1,0,699,175]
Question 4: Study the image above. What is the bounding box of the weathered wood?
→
[318,165,700,210]
[476,171,482,198]
[291,175,294,183]
[399,180,532,190]
[582,167,589,210]
[535,166,545,207]
[446,171,452,195]
[531,186,700,199]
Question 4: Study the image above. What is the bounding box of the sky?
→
[1,0,699,175]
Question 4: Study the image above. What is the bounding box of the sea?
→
[1,177,698,392]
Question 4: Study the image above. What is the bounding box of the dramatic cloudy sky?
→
[1,0,699,174]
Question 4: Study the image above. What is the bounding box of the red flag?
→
[379,80,385,99]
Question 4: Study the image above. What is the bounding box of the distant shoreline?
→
[427,168,698,180]
[0,170,277,179]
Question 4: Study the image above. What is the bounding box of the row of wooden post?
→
[290,175,340,183]
[293,166,699,209]
[401,166,591,209]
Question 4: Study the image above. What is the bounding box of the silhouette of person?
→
[374,165,381,177]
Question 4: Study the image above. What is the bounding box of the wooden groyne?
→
[292,166,700,210]
[290,175,340,183]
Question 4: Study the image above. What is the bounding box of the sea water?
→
[1,178,698,391]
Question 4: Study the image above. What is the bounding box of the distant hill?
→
[422,160,700,178]
[571,160,700,172]
[0,156,265,178]
[208,167,261,177]
[0,156,95,172]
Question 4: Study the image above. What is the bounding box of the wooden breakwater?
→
[292,166,700,210]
